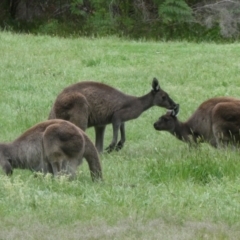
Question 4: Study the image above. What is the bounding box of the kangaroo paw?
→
[105,145,115,153]
[115,141,124,151]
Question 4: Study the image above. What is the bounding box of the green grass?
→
[0,31,240,239]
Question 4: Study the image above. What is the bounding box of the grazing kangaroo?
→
[48,78,176,153]
[0,119,102,181]
[153,97,240,148]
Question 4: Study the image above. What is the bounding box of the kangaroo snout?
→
[153,122,159,130]
[169,100,178,110]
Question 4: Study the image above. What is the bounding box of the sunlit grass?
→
[0,31,240,239]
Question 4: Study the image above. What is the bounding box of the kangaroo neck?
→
[137,92,153,112]
[172,121,192,142]
[120,91,153,120]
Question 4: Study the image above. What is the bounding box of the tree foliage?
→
[1,0,240,40]
[158,0,193,23]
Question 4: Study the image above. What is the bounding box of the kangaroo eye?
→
[162,96,166,100]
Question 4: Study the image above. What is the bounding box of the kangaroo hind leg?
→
[94,126,106,153]
[84,135,102,181]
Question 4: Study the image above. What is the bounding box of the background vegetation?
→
[0,31,240,239]
[1,0,240,41]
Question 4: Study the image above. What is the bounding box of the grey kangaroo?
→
[48,78,176,153]
[154,97,240,148]
[0,119,102,181]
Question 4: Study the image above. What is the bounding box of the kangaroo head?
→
[153,104,180,132]
[151,78,176,109]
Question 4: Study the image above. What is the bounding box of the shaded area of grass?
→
[0,215,239,240]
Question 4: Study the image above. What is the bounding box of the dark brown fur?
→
[0,119,102,181]
[153,97,240,148]
[48,78,176,152]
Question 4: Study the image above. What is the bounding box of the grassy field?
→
[0,31,240,239]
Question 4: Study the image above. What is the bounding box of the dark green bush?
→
[0,0,238,41]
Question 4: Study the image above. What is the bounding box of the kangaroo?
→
[153,97,240,148]
[0,119,102,181]
[48,78,176,153]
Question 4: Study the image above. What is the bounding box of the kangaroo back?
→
[51,81,134,127]
[211,101,240,146]
[187,97,240,141]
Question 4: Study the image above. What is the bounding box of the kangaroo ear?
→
[152,77,160,92]
[166,104,180,116]
[172,104,180,116]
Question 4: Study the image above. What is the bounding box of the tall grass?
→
[146,147,240,184]
[0,31,240,239]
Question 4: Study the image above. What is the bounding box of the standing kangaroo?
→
[153,97,240,148]
[48,78,176,153]
[0,119,102,181]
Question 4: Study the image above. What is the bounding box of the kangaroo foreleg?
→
[115,123,125,151]
[51,161,63,177]
[0,160,13,175]
[105,121,121,153]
